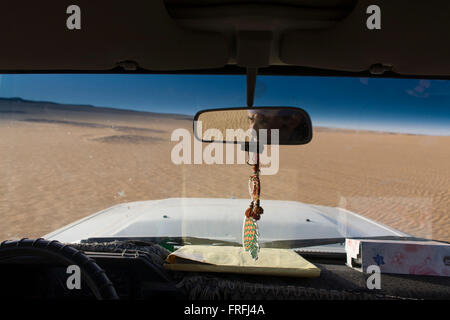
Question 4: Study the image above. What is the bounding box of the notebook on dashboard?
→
[164,245,321,278]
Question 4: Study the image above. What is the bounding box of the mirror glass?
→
[194,107,312,145]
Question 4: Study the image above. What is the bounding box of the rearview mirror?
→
[193,106,312,145]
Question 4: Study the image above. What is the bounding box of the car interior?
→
[0,0,449,300]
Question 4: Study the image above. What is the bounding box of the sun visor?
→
[280,0,450,76]
[0,0,228,71]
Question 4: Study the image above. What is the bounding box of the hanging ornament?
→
[243,151,263,260]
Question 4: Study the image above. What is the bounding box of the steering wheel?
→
[0,238,119,300]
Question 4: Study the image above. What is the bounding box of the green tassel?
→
[243,217,260,260]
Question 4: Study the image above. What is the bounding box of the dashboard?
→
[1,238,449,300]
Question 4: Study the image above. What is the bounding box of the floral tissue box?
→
[345,238,450,277]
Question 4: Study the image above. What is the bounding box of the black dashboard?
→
[0,238,449,300]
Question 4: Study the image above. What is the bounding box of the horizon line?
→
[0,96,448,137]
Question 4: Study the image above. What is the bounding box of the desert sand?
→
[0,98,449,242]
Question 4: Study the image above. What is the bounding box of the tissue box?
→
[345,239,450,277]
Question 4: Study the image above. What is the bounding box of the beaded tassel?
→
[243,216,259,260]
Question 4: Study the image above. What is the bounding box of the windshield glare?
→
[0,74,449,244]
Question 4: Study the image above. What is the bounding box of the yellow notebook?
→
[164,245,320,278]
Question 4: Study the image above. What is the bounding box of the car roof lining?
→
[0,0,449,77]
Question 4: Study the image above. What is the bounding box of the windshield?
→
[0,74,449,245]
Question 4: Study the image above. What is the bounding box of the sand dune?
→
[0,99,449,242]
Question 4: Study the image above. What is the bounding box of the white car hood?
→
[44,198,408,247]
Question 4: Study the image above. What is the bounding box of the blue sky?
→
[0,74,449,135]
